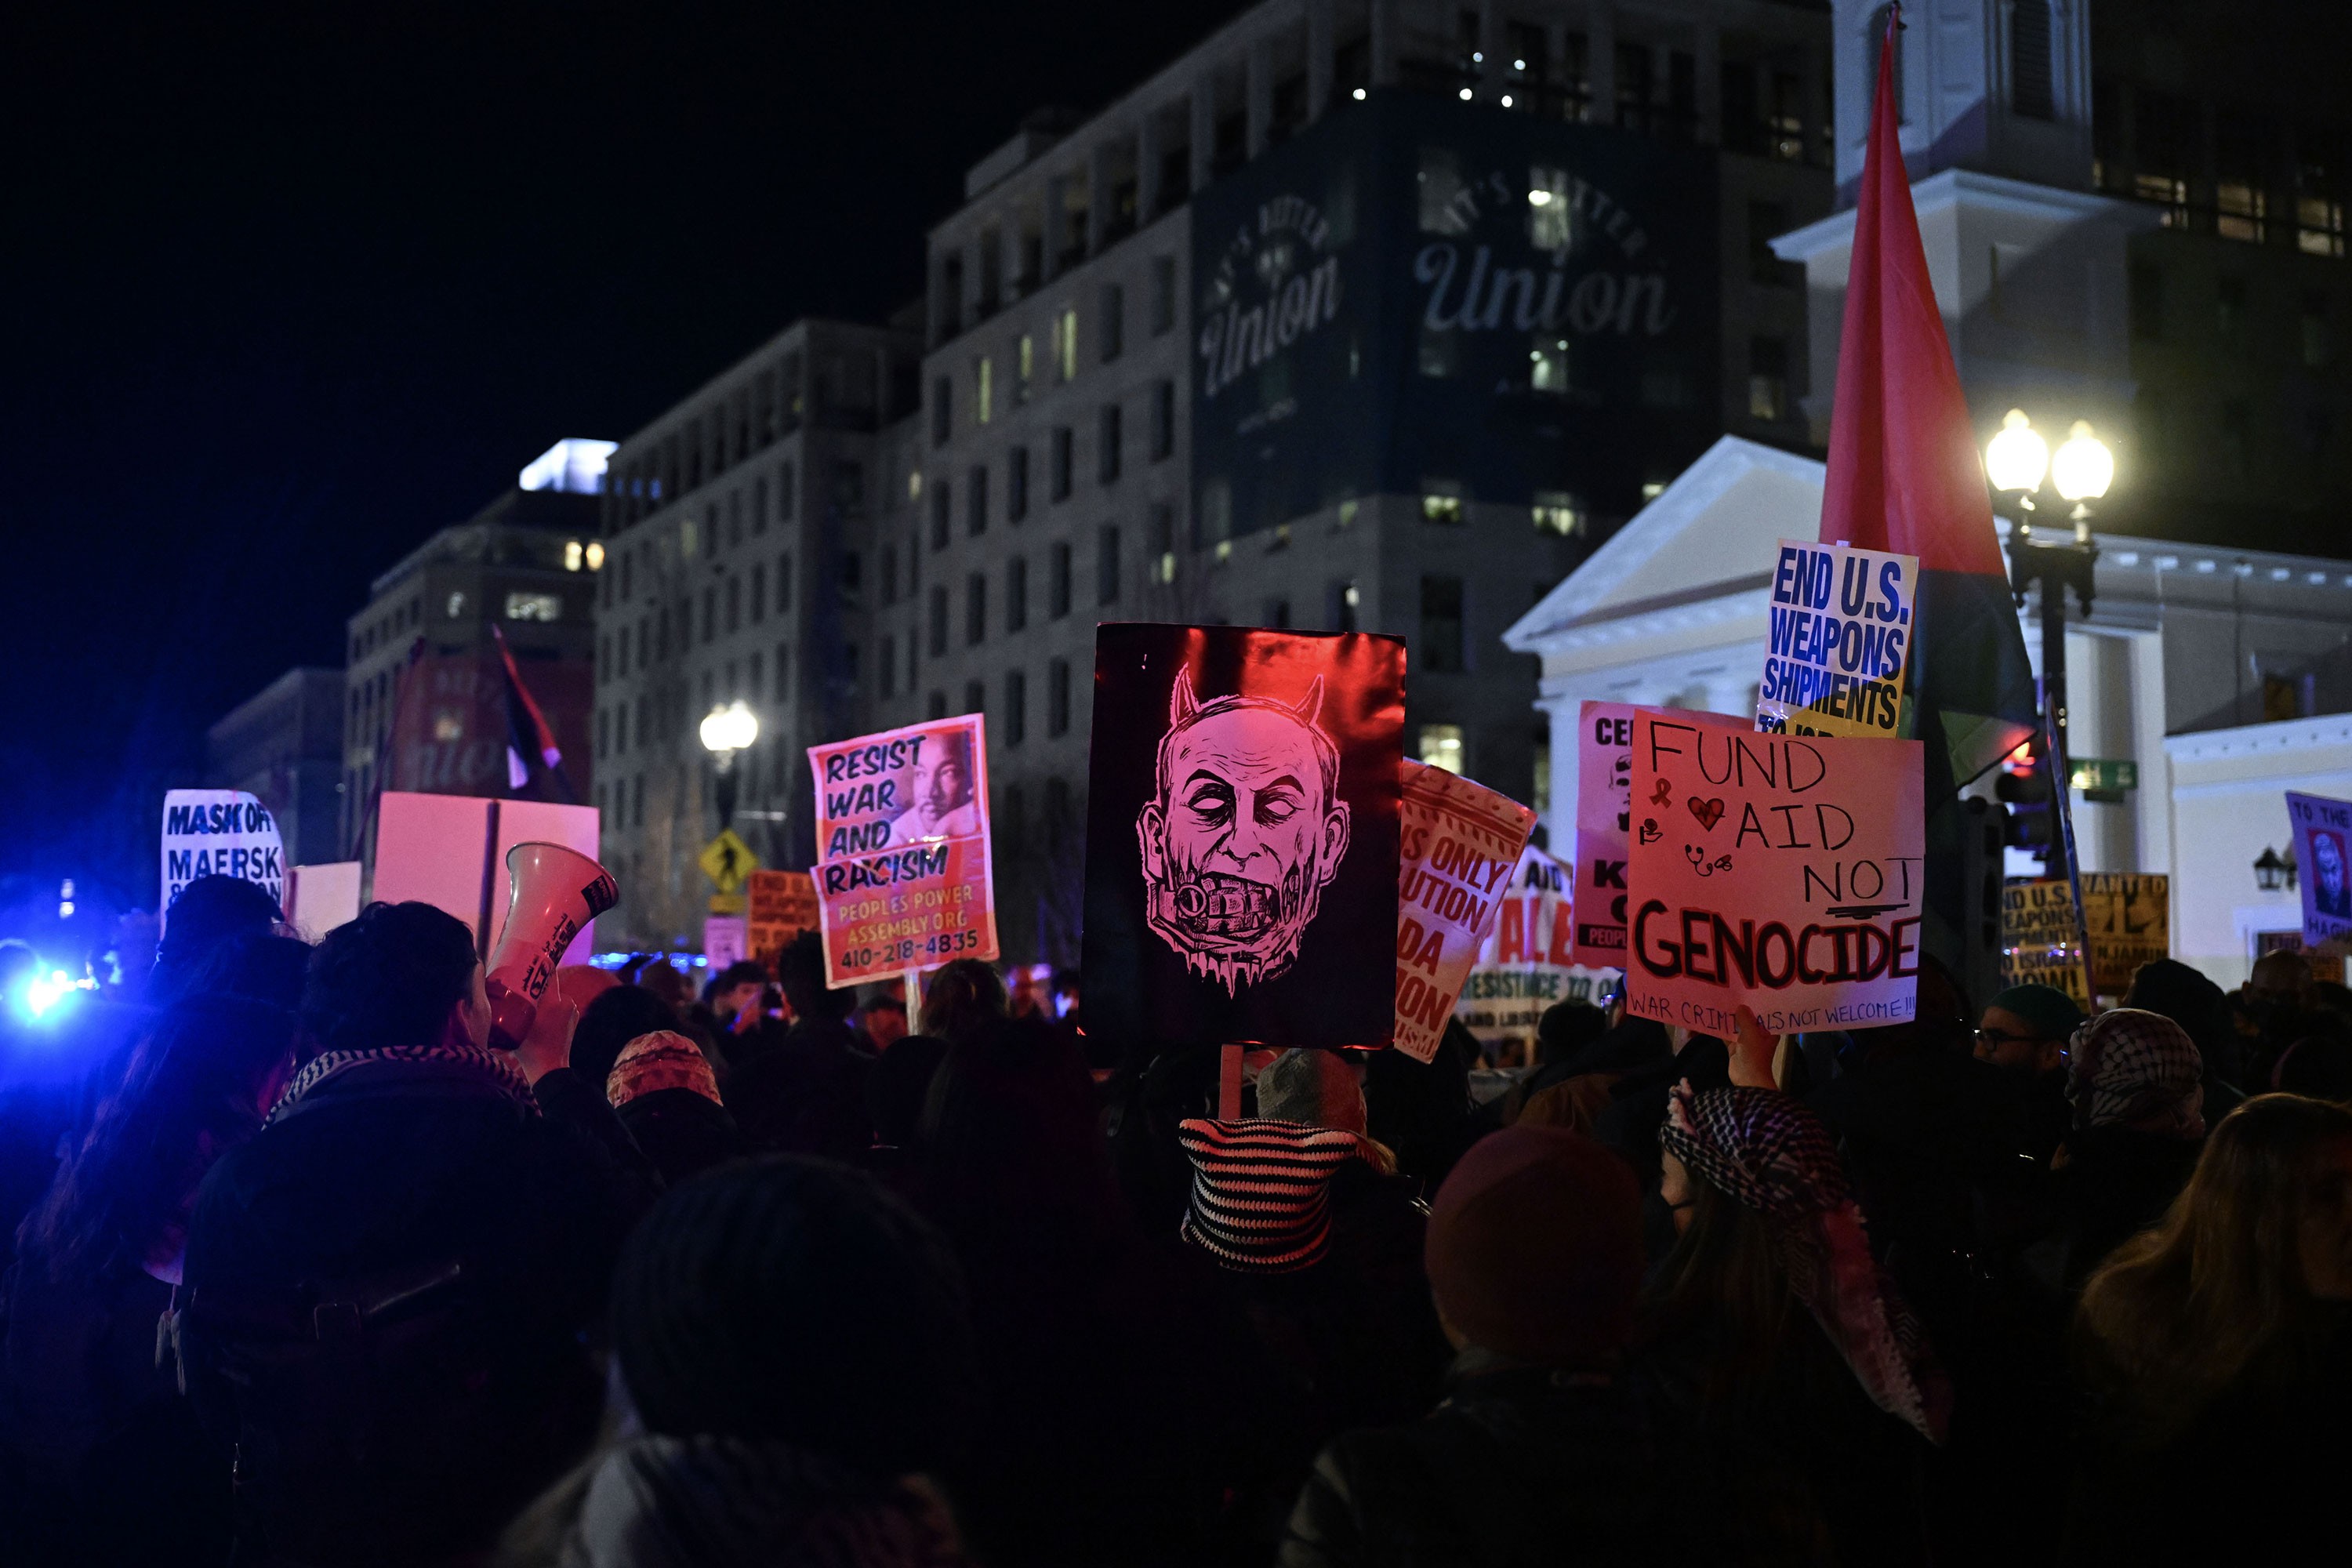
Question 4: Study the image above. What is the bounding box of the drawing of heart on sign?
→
[1688,797,1726,830]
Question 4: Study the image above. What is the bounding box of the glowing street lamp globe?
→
[699,700,759,757]
[2051,420,2115,503]
[1984,408,2050,495]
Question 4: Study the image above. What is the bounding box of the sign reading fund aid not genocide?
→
[1082,624,1405,1054]
[1624,713,1925,1034]
[2290,792,2352,953]
[161,789,286,926]
[1755,539,1918,739]
[1393,760,1537,1062]
[806,717,998,989]
[1574,702,1753,969]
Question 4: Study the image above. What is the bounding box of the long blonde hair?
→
[2076,1093,2352,1439]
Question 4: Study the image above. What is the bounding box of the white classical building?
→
[1502,434,2352,988]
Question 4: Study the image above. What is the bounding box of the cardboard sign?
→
[372,793,604,962]
[1454,844,1609,1060]
[807,716,999,989]
[2290,792,2352,953]
[2000,879,2091,1005]
[703,915,748,973]
[745,869,822,977]
[2082,872,2169,994]
[1573,702,1751,969]
[1080,623,1405,1053]
[1624,711,1925,1034]
[162,790,286,926]
[1754,539,1918,739]
[285,861,363,940]
[1393,760,1537,1062]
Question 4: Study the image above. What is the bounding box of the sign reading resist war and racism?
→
[2000,880,2091,1004]
[1080,624,1405,1054]
[1624,711,1925,1034]
[2289,792,2352,953]
[1755,539,1918,739]
[2082,872,2169,995]
[806,717,998,989]
[1455,844,1607,1061]
[161,789,286,928]
[1392,760,1537,1062]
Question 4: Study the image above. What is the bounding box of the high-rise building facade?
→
[206,667,346,869]
[594,0,1838,960]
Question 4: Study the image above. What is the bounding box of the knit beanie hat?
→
[1178,1118,1367,1273]
[608,1030,722,1109]
[1424,1126,1642,1367]
[1985,983,2085,1044]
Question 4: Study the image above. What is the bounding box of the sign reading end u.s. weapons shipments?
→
[1755,539,1918,739]
[807,717,998,989]
[2000,880,2090,1004]
[2290,792,2352,953]
[1624,712,1924,1034]
[1393,760,1537,1062]
[162,790,286,927]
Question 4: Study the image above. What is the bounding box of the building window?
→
[776,550,794,612]
[1008,555,1029,630]
[1098,524,1121,605]
[1149,380,1175,459]
[1051,426,1074,500]
[1329,579,1361,632]
[1421,575,1466,672]
[2220,397,2253,481]
[975,355,993,423]
[1054,303,1078,381]
[778,462,797,520]
[1048,658,1072,735]
[1418,724,1465,775]
[2303,291,2332,368]
[2129,261,2164,341]
[1008,446,1030,521]
[1050,542,1073,618]
[1006,668,1027,743]
[750,562,768,622]
[1016,333,1035,402]
[964,679,985,719]
[1748,336,1789,421]
[966,572,987,645]
[774,642,792,701]
[1099,403,1123,483]
[928,585,948,656]
[725,575,742,632]
[700,588,717,642]
[931,376,951,445]
[2010,0,2053,120]
[2216,276,2246,336]
[505,591,562,622]
[931,480,952,550]
[879,547,895,606]
[880,634,896,698]
[752,477,768,535]
[1101,282,1125,361]
[1421,488,1465,525]
[1148,503,1176,583]
[1748,200,1793,285]
[928,690,947,720]
[1150,255,1177,334]
[840,550,862,593]
[969,463,990,535]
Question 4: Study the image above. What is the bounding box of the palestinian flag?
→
[1820,7,2035,788]
[493,625,578,803]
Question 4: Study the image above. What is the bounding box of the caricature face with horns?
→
[1136,670,1353,994]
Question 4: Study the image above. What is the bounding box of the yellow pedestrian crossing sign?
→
[698,829,759,894]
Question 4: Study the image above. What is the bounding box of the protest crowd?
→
[0,868,2346,1568]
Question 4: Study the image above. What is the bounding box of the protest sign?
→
[745,868,821,976]
[1624,711,1924,1034]
[1392,760,1536,1062]
[2082,872,2168,994]
[1454,844,1609,1062]
[1999,880,2091,1005]
[2289,792,2352,954]
[702,915,748,973]
[1081,623,1404,1053]
[807,716,998,989]
[1573,702,1752,969]
[1754,539,1918,739]
[161,790,285,927]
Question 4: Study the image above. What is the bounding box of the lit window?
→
[1016,334,1035,401]
[1530,336,1570,393]
[445,591,466,619]
[1532,492,1586,536]
[584,541,605,570]
[975,355,993,423]
[2216,182,2267,244]
[1421,492,1465,524]
[564,539,585,572]
[1054,305,1078,382]
[1419,724,1465,774]
[1641,481,1667,502]
[1527,166,1574,250]
[505,592,562,622]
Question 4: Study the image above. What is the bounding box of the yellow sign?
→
[2000,879,2089,1005]
[708,892,747,916]
[697,829,759,894]
[2082,873,2168,995]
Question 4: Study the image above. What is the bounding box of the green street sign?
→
[2069,757,2138,793]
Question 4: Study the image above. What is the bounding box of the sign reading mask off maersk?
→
[1192,94,1719,542]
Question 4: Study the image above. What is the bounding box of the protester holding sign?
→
[1454,845,1602,1064]
[1624,710,1925,1034]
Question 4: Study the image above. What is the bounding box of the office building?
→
[205,666,346,869]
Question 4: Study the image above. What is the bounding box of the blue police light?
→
[15,967,87,1022]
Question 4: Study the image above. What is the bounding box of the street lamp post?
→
[1987,410,2114,975]
[698,699,760,833]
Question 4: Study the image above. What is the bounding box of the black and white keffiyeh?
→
[266,1040,539,1126]
[2067,1007,2205,1138]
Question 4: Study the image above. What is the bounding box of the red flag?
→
[1821,5,2035,784]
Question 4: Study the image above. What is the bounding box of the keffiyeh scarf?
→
[2067,1007,2205,1138]
[266,1040,539,1126]
[1661,1083,1949,1443]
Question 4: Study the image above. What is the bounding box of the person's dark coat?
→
[2044,1125,2201,1288]
[614,1087,745,1188]
[180,1059,644,1565]
[725,1018,874,1163]
[1278,1352,1671,1568]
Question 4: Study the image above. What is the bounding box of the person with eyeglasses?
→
[1976,983,2086,1167]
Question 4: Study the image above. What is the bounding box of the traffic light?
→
[1994,740,2054,859]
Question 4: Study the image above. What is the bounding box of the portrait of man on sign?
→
[1082,623,1404,1055]
[1137,671,1352,995]
[889,728,980,842]
[2315,829,2351,920]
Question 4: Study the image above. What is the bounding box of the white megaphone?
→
[483,841,619,1050]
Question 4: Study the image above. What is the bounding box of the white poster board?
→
[161,789,286,928]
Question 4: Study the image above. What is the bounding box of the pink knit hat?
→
[605,1030,722,1109]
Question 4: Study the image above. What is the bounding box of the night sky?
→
[0,2,1247,922]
